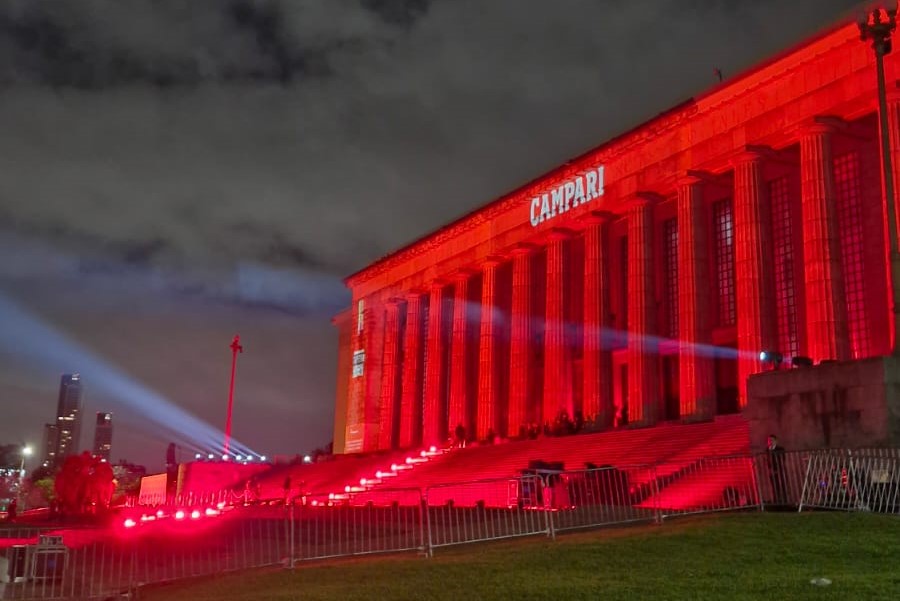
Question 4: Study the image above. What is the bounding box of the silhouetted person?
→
[767,435,787,505]
[6,498,17,522]
[283,476,292,504]
[574,411,584,433]
[455,423,466,448]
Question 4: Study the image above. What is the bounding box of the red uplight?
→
[205,508,219,517]
[123,518,137,529]
[359,478,367,486]
[175,510,186,520]
[156,510,165,518]
[190,510,201,520]
[429,446,437,453]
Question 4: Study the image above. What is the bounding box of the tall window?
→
[664,218,679,338]
[769,177,799,359]
[713,199,736,327]
[834,151,870,358]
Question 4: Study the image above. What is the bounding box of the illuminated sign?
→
[529,166,605,227]
[352,350,365,378]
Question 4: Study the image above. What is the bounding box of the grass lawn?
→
[143,512,900,601]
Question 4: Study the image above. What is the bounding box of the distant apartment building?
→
[41,423,59,467]
[92,412,113,462]
[54,373,83,463]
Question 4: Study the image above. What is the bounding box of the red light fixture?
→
[123,518,137,529]
[174,510,186,520]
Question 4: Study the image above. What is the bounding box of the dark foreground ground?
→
[143,512,900,601]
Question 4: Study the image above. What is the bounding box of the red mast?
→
[224,334,243,455]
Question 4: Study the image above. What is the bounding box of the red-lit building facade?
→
[333,19,900,455]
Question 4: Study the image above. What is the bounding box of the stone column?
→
[448,272,474,437]
[627,196,660,426]
[882,90,900,353]
[477,258,503,439]
[378,299,404,450]
[677,177,716,420]
[879,89,900,268]
[507,244,535,437]
[800,122,850,361]
[399,292,425,449]
[582,212,614,428]
[423,280,449,446]
[543,230,572,424]
[362,300,385,452]
[733,151,778,408]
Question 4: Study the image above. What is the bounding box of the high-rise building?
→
[55,373,83,462]
[42,423,59,468]
[93,412,113,461]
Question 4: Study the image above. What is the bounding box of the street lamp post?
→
[19,446,32,477]
[860,5,900,355]
[224,334,243,456]
[18,446,32,508]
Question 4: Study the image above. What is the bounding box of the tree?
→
[54,453,115,516]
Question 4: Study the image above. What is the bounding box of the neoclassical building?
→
[333,16,900,454]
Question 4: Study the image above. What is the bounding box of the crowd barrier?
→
[1,448,897,599]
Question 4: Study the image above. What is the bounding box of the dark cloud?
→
[0,0,865,466]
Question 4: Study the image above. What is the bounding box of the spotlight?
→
[123,518,137,529]
[791,356,814,368]
[245,455,253,461]
[207,453,214,460]
[195,453,202,460]
[759,350,784,369]
[222,454,229,461]
[260,456,267,462]
[303,455,312,464]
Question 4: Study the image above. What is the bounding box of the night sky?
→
[0,0,861,470]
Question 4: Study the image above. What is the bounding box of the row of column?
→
[369,119,857,450]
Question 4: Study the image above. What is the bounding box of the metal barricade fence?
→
[653,455,761,519]
[4,447,899,599]
[290,486,425,563]
[753,450,810,508]
[799,448,900,514]
[1,507,293,600]
[549,465,660,533]
[424,476,550,554]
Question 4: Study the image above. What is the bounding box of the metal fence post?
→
[651,465,662,524]
[424,488,434,558]
[751,454,766,513]
[797,451,814,513]
[289,500,296,569]
[543,475,556,540]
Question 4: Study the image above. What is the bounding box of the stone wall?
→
[744,356,900,453]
